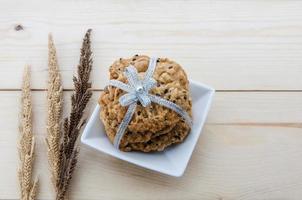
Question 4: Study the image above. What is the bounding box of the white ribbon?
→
[108,57,192,149]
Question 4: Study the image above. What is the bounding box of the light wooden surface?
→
[0,0,302,199]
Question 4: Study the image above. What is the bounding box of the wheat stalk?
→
[19,66,39,200]
[46,34,63,192]
[55,29,93,200]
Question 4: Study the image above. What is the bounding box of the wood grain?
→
[0,91,301,199]
[1,0,302,199]
[1,0,302,90]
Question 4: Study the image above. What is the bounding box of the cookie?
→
[99,55,192,152]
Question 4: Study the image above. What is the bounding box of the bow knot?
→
[119,65,156,107]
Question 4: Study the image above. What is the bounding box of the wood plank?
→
[0,91,301,199]
[1,0,302,90]
[209,92,302,124]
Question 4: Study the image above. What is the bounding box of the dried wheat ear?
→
[46,33,63,193]
[19,65,39,200]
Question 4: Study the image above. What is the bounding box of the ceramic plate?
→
[81,80,214,177]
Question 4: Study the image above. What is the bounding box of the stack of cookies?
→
[99,55,192,152]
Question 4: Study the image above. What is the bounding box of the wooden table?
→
[1,1,302,199]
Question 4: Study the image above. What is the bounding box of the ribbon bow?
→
[108,57,192,149]
[119,65,157,107]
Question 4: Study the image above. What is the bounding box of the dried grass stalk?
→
[46,34,63,191]
[56,29,93,200]
[19,66,39,200]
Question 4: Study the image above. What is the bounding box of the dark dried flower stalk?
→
[56,29,93,200]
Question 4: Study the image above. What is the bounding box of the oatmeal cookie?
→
[99,55,192,152]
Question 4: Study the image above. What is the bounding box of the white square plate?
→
[81,80,215,177]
